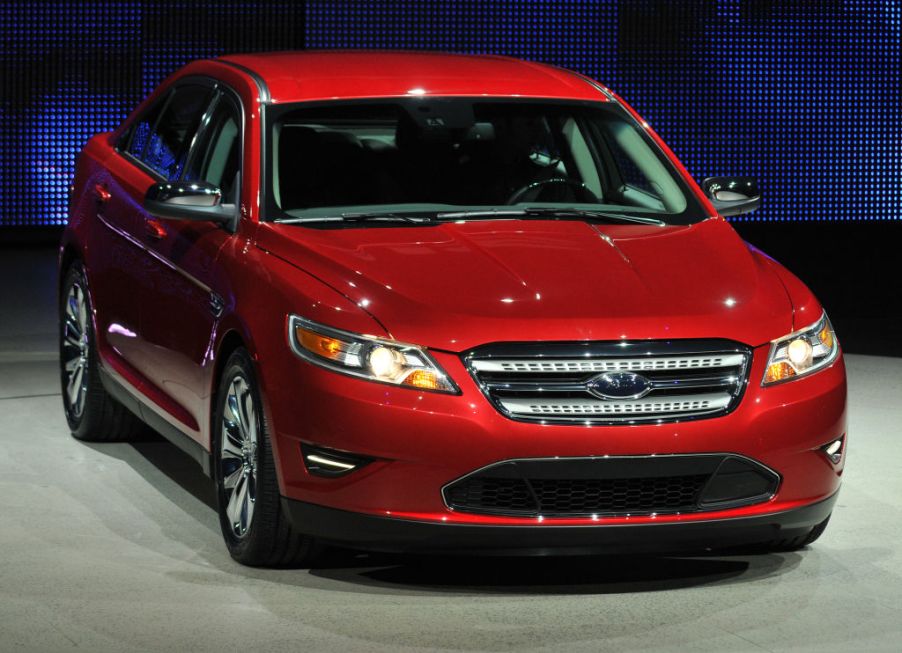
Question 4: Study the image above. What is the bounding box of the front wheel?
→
[214,347,319,567]
[772,515,832,552]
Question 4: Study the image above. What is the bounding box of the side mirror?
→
[144,181,234,225]
[701,176,760,217]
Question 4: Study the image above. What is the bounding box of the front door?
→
[137,88,242,443]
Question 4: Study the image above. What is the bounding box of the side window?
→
[124,92,169,159]
[561,117,603,198]
[183,94,241,203]
[592,118,685,212]
[595,121,661,198]
[143,85,214,180]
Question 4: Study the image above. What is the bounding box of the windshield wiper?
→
[274,211,439,225]
[436,207,665,226]
[520,207,665,226]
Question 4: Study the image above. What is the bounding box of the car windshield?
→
[266,98,706,225]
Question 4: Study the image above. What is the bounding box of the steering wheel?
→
[506,178,599,205]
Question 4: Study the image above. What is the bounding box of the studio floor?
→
[2,248,902,653]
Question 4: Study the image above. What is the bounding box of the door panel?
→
[88,97,170,374]
[139,221,227,437]
[95,82,218,437]
[136,90,241,443]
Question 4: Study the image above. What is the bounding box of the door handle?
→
[145,218,168,240]
[93,183,111,203]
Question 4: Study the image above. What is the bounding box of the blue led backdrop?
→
[1,1,899,227]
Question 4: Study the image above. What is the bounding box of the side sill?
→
[98,366,213,477]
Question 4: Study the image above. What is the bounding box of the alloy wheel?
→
[220,375,258,538]
[62,282,89,419]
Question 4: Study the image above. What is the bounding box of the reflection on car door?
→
[89,92,172,374]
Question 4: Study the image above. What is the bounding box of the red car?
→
[60,52,846,566]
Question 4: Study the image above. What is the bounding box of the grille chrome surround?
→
[470,353,746,374]
[464,340,751,424]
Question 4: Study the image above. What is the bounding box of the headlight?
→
[287,315,458,393]
[763,313,839,385]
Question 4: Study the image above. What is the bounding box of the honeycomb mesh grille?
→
[445,474,709,517]
[443,455,780,518]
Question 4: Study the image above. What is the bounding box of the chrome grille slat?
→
[470,353,746,374]
[484,373,739,392]
[465,341,751,424]
[499,392,732,417]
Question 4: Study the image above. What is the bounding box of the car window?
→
[268,99,697,222]
[182,93,241,203]
[593,120,669,209]
[142,84,214,180]
[124,91,169,160]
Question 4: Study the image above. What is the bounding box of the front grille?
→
[528,475,708,514]
[443,455,780,518]
[464,340,751,424]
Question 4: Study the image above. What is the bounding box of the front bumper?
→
[263,342,846,534]
[282,491,838,555]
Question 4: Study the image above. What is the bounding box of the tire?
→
[59,262,146,442]
[771,515,832,552]
[213,347,319,567]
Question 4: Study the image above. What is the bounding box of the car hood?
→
[258,217,793,352]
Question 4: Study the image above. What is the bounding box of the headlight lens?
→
[763,313,838,385]
[288,315,458,393]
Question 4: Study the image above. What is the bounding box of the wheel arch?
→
[210,328,248,426]
[58,239,82,294]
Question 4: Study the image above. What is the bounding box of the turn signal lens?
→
[764,361,796,384]
[296,327,344,361]
[762,313,839,386]
[405,369,441,390]
[818,323,834,350]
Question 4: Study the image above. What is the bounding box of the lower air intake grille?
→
[443,455,780,518]
[528,475,709,515]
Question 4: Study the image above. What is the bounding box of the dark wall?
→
[1,1,899,352]
[734,221,901,356]
[0,1,306,226]
[2,1,898,227]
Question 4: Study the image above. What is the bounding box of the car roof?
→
[215,50,610,104]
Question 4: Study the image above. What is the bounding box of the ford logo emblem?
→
[587,372,652,400]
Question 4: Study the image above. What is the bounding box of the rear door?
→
[89,93,171,374]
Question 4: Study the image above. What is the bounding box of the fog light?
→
[301,443,372,478]
[821,436,845,464]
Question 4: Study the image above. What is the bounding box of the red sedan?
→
[60,51,846,566]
